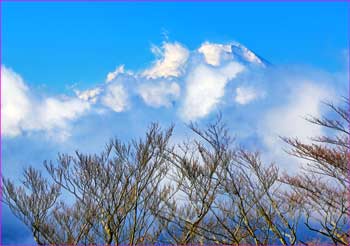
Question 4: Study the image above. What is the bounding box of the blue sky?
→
[2,2,348,92]
[1,1,349,244]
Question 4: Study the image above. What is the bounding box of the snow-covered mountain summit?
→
[198,41,269,67]
[230,42,269,66]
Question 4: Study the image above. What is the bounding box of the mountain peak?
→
[231,42,269,66]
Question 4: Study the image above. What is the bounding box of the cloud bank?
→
[1,66,90,139]
[1,40,343,168]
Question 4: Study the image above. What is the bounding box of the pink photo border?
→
[0,0,348,245]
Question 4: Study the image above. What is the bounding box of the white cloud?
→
[181,62,245,121]
[75,87,102,103]
[4,39,341,149]
[234,86,261,105]
[198,42,232,66]
[101,83,129,112]
[138,81,180,108]
[1,66,90,139]
[263,82,332,144]
[260,81,334,170]
[106,65,131,83]
[34,98,90,131]
[1,66,32,137]
[142,42,189,79]
[3,39,346,178]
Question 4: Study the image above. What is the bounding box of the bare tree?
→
[3,124,174,245]
[3,99,349,245]
[281,98,350,245]
[155,116,301,245]
[153,117,231,244]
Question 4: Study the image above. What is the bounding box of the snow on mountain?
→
[230,42,269,67]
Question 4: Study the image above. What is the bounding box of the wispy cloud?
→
[259,81,335,170]
[105,65,133,83]
[234,86,262,105]
[138,81,180,108]
[75,87,102,104]
[142,42,189,79]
